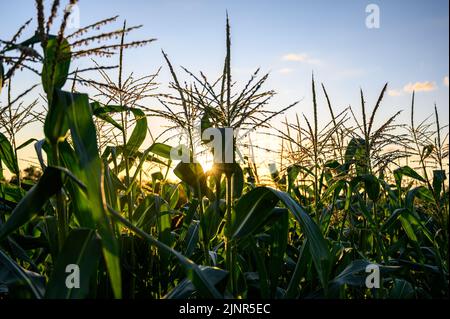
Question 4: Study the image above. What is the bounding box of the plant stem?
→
[52,143,66,251]
[198,183,209,265]
[119,21,136,298]
[224,172,236,295]
[7,80,20,188]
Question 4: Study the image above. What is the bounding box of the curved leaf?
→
[0,249,45,299]
[62,91,122,298]
[350,174,380,201]
[91,102,123,131]
[231,186,331,291]
[44,89,70,143]
[148,143,173,159]
[0,167,62,241]
[41,38,71,94]
[45,229,101,298]
[16,138,38,151]
[389,279,415,299]
[164,266,228,299]
[125,108,147,156]
[394,166,426,187]
[174,162,211,198]
[0,132,19,175]
[0,60,4,94]
[108,206,224,298]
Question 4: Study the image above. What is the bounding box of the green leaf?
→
[421,145,434,160]
[344,138,365,164]
[0,60,4,94]
[268,208,288,294]
[287,165,314,193]
[331,259,372,287]
[350,174,380,201]
[16,138,38,151]
[324,160,342,170]
[133,195,160,228]
[41,38,71,95]
[58,141,95,228]
[394,166,426,187]
[398,208,433,243]
[44,89,70,143]
[212,163,244,197]
[432,169,446,197]
[125,108,147,156]
[363,175,380,202]
[200,201,222,243]
[231,188,279,238]
[0,167,62,241]
[249,237,270,298]
[7,33,44,51]
[103,164,119,212]
[183,221,199,258]
[164,266,228,299]
[109,206,224,298]
[0,132,19,175]
[148,143,173,159]
[330,259,400,293]
[62,91,122,298]
[41,216,60,261]
[322,179,347,200]
[379,179,399,203]
[91,102,123,131]
[406,186,434,211]
[0,249,45,299]
[174,162,210,198]
[157,210,174,264]
[389,279,415,299]
[45,229,101,298]
[151,171,164,191]
[231,186,331,291]
[0,183,24,204]
[381,208,405,232]
[399,214,417,242]
[90,104,147,156]
[284,240,310,298]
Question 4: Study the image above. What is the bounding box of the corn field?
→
[0,1,448,300]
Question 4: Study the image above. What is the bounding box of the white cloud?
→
[278,68,293,74]
[388,80,439,96]
[388,89,403,97]
[403,81,437,93]
[282,53,308,62]
[282,53,321,65]
[444,76,449,87]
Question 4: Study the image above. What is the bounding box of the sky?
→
[0,0,449,176]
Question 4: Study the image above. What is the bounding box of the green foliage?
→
[0,5,448,301]
[41,38,71,95]
[0,167,62,240]
[45,229,101,299]
[0,132,19,176]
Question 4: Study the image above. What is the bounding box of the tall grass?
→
[0,1,448,299]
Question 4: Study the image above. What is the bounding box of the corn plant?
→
[0,1,448,300]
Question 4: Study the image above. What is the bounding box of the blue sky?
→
[1,0,449,170]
